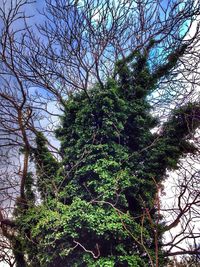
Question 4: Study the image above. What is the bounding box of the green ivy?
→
[15,49,200,266]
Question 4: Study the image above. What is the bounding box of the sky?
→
[0,0,45,32]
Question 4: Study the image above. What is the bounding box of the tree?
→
[168,246,200,266]
[0,0,200,266]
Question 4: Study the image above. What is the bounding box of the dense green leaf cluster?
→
[15,51,200,266]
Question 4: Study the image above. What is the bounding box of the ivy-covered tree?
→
[1,1,200,267]
[12,46,200,267]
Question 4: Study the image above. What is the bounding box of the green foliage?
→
[32,132,60,198]
[19,198,148,266]
[14,50,200,266]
